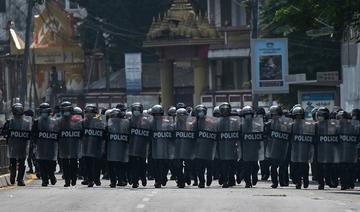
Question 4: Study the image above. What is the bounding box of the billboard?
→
[125,53,142,92]
[251,38,289,94]
[299,91,335,120]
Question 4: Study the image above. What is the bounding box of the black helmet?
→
[269,105,282,117]
[256,107,266,116]
[236,109,242,117]
[73,107,83,116]
[176,102,186,110]
[176,108,188,117]
[194,105,207,118]
[24,109,34,117]
[311,107,319,121]
[60,101,73,112]
[110,108,122,118]
[116,103,127,112]
[131,102,143,113]
[12,103,24,116]
[186,106,193,115]
[317,107,330,120]
[39,102,51,114]
[152,105,164,116]
[292,106,305,119]
[167,106,177,117]
[242,106,254,117]
[85,105,98,114]
[336,110,349,120]
[351,108,360,120]
[213,106,220,117]
[219,102,231,117]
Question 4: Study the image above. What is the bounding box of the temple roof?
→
[143,0,222,48]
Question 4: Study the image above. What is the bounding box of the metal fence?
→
[0,139,9,175]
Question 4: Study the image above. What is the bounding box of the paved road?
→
[0,176,360,212]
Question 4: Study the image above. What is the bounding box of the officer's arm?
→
[2,120,9,144]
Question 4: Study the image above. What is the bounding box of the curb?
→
[0,173,37,188]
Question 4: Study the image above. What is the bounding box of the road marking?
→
[142,197,150,202]
[136,204,145,209]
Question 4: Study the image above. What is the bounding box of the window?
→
[214,58,250,90]
[69,0,79,9]
[0,0,6,13]
[221,0,232,26]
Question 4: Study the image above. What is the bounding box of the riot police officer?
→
[151,105,173,188]
[194,105,217,188]
[2,103,31,186]
[316,107,337,190]
[128,103,152,188]
[337,111,359,190]
[265,105,292,188]
[174,108,196,188]
[290,106,315,189]
[217,103,240,188]
[257,107,271,181]
[58,101,82,187]
[106,108,130,188]
[81,105,105,187]
[33,103,59,187]
[241,106,265,188]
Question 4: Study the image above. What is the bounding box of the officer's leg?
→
[311,162,318,181]
[279,160,289,186]
[270,160,279,188]
[49,160,57,185]
[161,160,169,186]
[70,159,78,186]
[260,159,270,180]
[86,157,95,187]
[236,159,244,184]
[206,160,213,187]
[243,161,252,188]
[303,163,310,188]
[17,159,26,186]
[153,159,161,188]
[222,160,232,188]
[196,159,206,188]
[9,158,17,185]
[108,161,116,187]
[251,161,259,186]
[39,160,47,186]
[139,157,147,187]
[94,158,102,186]
[292,162,301,189]
[228,160,236,186]
[183,160,192,186]
[175,160,185,188]
[317,163,325,189]
[62,159,70,187]
[117,162,127,186]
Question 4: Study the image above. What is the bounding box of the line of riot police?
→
[2,101,360,190]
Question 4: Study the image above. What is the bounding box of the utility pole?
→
[20,0,33,105]
[251,0,259,109]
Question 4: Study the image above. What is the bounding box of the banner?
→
[300,92,335,120]
[251,38,289,94]
[125,53,142,92]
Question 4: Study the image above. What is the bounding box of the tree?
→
[260,0,360,107]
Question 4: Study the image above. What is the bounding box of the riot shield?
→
[35,117,60,161]
[290,120,316,163]
[81,118,105,158]
[265,117,292,161]
[195,116,218,160]
[338,119,360,163]
[151,116,174,160]
[129,115,152,158]
[217,116,241,160]
[241,116,265,162]
[107,118,130,162]
[317,119,339,163]
[174,116,196,160]
[58,118,82,159]
[7,117,31,159]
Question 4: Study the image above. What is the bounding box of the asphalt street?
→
[0,176,360,212]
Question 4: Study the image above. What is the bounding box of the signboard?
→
[125,53,142,92]
[251,38,289,94]
[316,71,339,82]
[299,91,335,120]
